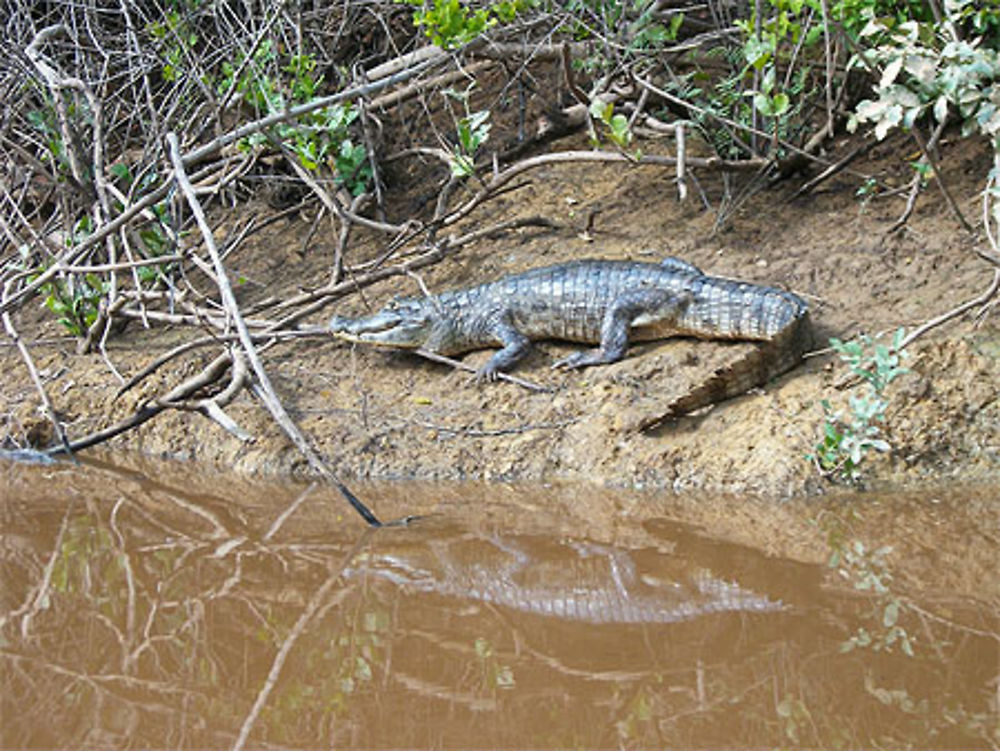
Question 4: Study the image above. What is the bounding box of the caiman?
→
[329,258,811,419]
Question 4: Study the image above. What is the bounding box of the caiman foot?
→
[473,362,502,383]
[552,348,618,370]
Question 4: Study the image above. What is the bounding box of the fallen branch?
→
[897,158,1000,351]
[50,352,234,453]
[907,121,973,234]
[886,119,955,235]
[167,133,385,526]
[898,268,1000,351]
[790,138,879,200]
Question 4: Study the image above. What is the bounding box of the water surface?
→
[1,455,996,748]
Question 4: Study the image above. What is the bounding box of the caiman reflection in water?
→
[348,525,784,624]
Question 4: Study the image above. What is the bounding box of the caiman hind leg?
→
[552,288,692,370]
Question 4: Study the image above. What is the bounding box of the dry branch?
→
[52,352,233,454]
[897,268,1000,351]
[441,148,768,228]
[167,134,317,464]
[2,278,74,455]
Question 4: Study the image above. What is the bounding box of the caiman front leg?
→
[475,314,532,382]
[552,288,692,370]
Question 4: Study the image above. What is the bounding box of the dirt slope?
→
[2,132,998,496]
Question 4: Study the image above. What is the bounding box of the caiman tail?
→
[637,286,813,430]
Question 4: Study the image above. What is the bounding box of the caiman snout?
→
[329,298,432,349]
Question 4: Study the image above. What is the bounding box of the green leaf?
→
[770,92,790,116]
[880,55,904,89]
[109,162,132,183]
[589,99,614,122]
[744,36,773,70]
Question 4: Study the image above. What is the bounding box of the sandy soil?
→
[2,128,998,497]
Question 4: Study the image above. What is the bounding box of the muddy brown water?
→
[1,455,996,749]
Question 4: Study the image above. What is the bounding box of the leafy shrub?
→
[215,43,373,194]
[810,328,909,482]
[848,10,1000,147]
[403,0,531,49]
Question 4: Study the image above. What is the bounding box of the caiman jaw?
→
[329,302,430,349]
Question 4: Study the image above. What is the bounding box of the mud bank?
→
[3,136,998,495]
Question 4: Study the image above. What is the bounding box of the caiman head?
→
[329,297,434,349]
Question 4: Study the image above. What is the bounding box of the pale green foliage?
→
[215,42,372,194]
[848,8,1000,146]
[736,0,818,118]
[36,272,108,336]
[443,86,492,177]
[21,218,108,336]
[810,328,909,482]
[751,66,791,118]
[452,110,492,176]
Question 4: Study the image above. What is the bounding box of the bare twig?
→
[675,122,688,202]
[897,268,1000,350]
[414,348,552,393]
[907,121,973,233]
[791,138,879,200]
[896,155,1000,349]
[50,353,233,454]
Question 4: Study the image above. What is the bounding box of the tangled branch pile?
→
[2,0,998,469]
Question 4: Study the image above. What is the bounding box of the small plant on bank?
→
[442,85,492,177]
[589,98,636,153]
[216,43,373,195]
[36,273,107,337]
[810,327,909,482]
